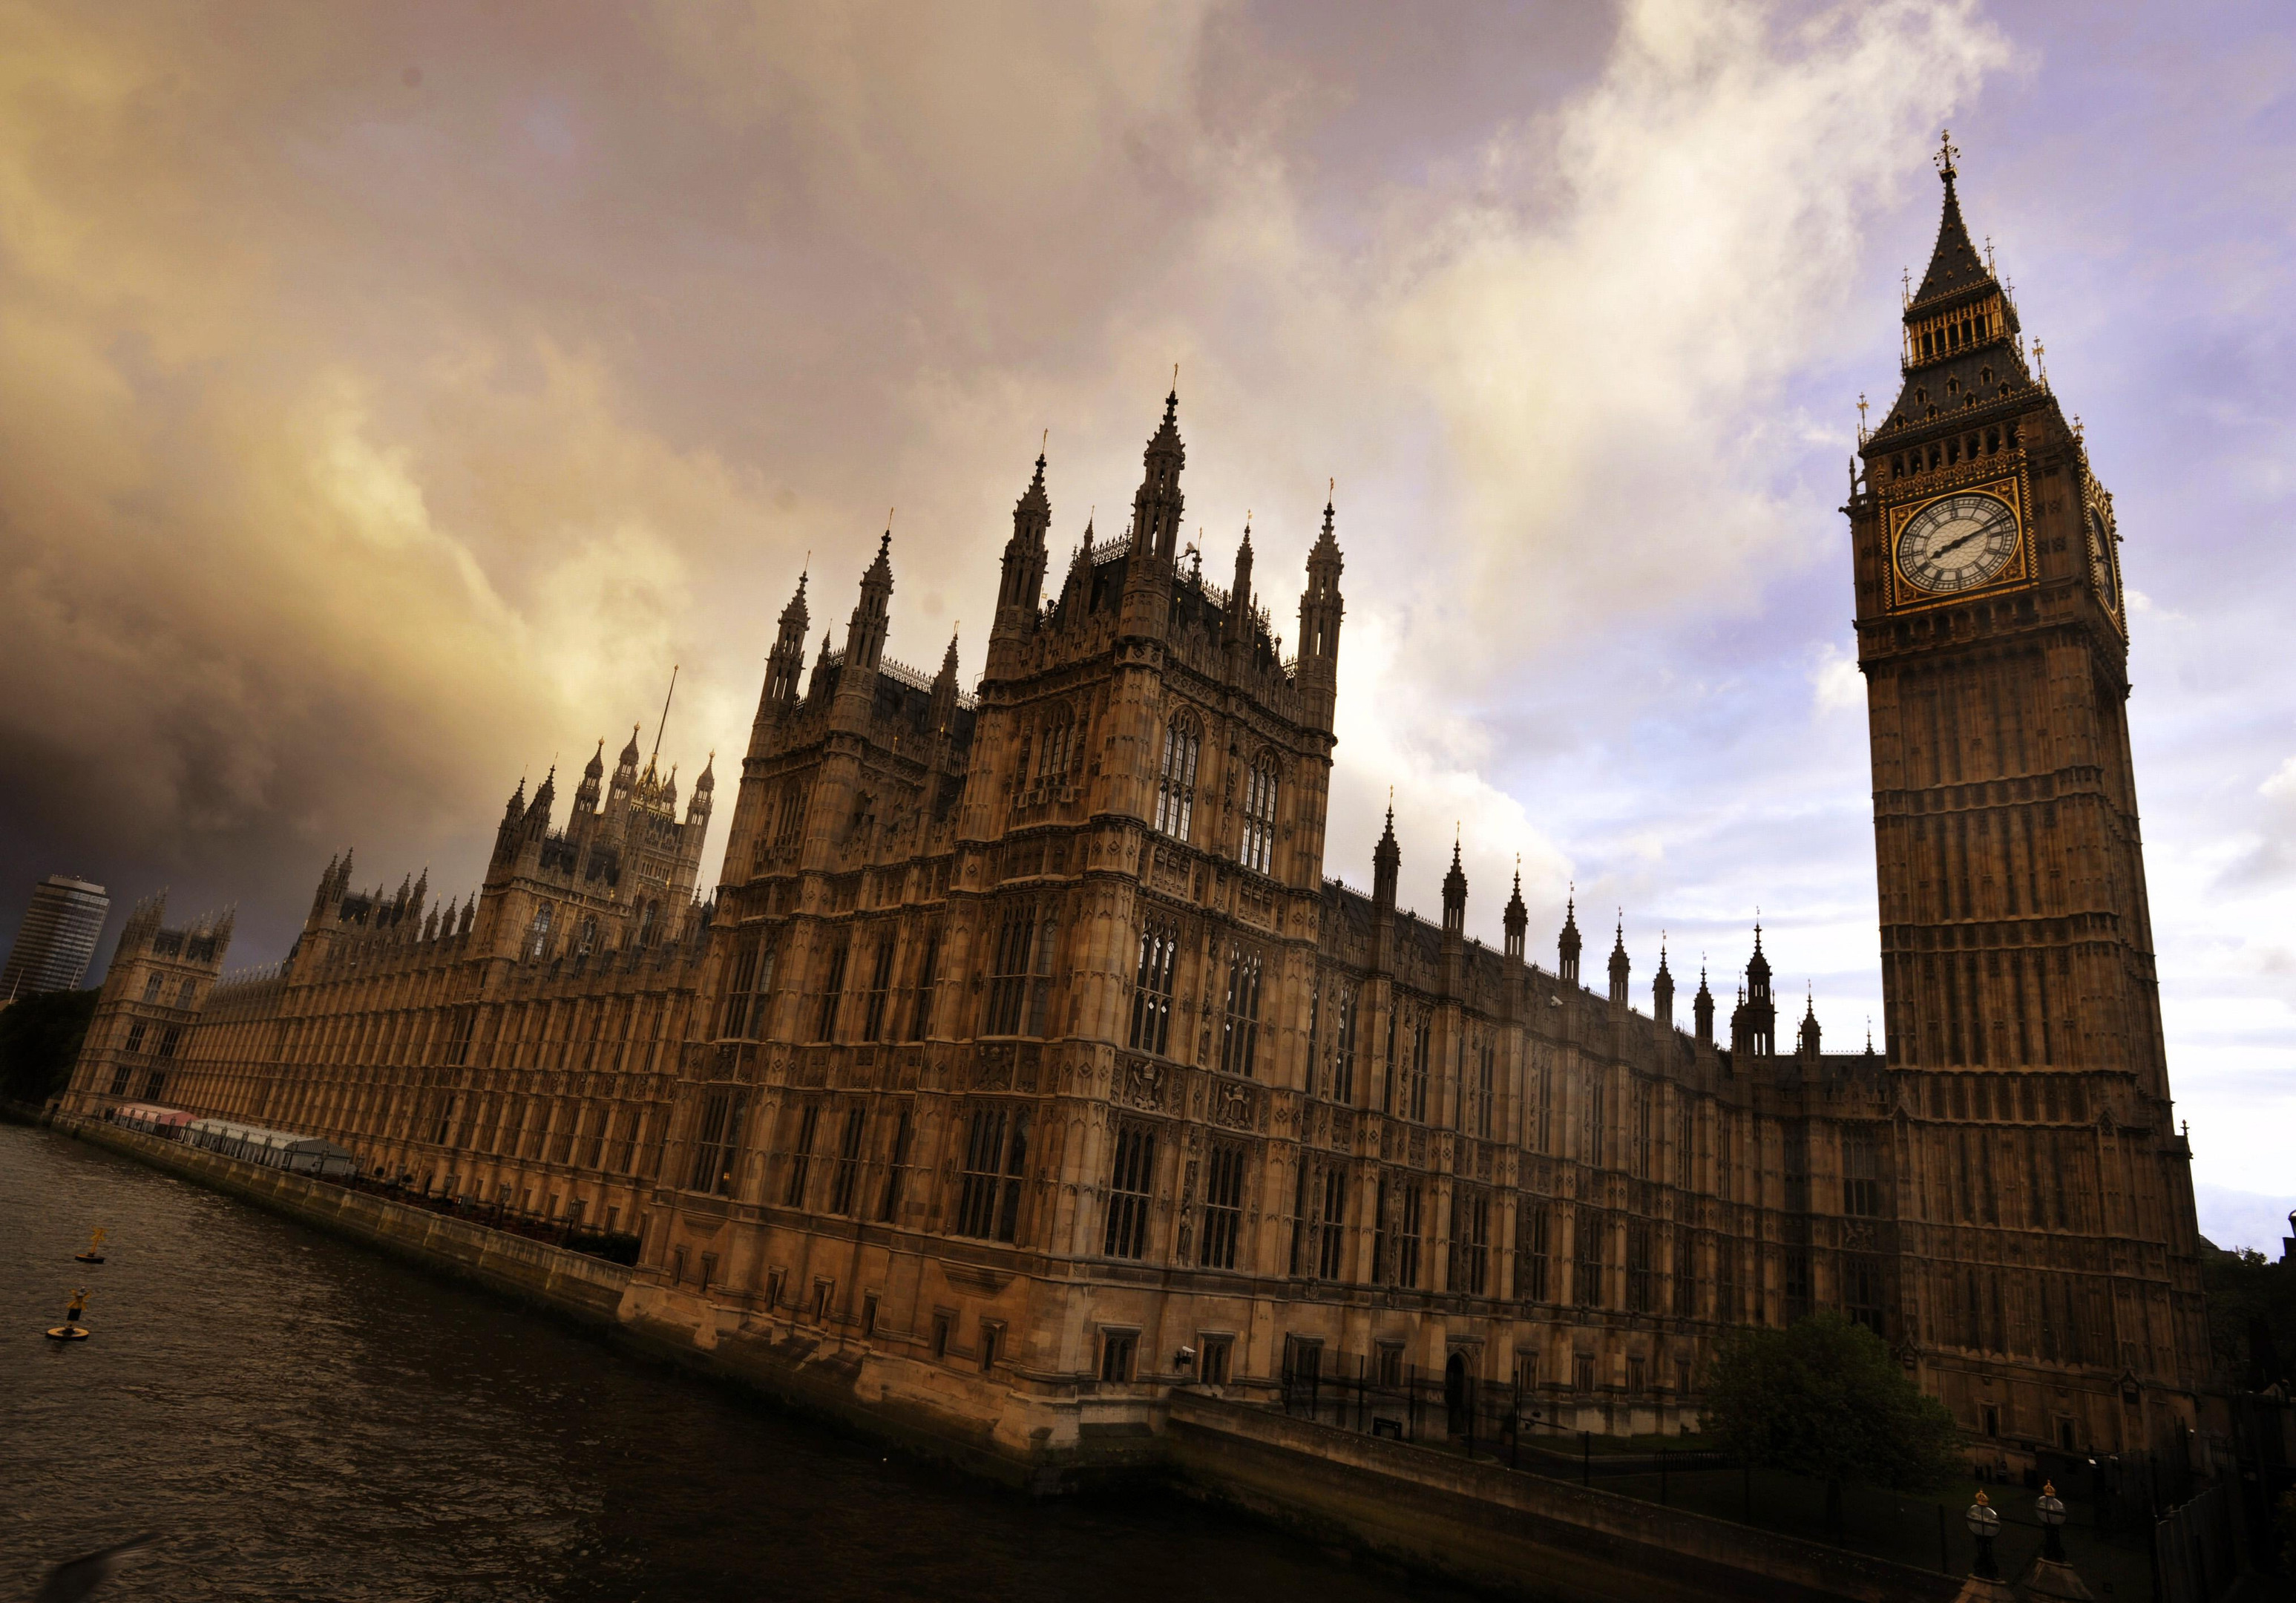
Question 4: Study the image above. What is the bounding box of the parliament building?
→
[65,146,2208,1479]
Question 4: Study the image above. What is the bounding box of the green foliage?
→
[2201,1243,2296,1390]
[0,987,99,1106]
[1702,1312,1962,1498]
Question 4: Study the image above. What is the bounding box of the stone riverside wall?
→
[50,1112,633,1327]
[1164,1392,1960,1603]
[49,1109,1958,1603]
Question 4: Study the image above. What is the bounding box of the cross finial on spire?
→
[1935,128,1959,183]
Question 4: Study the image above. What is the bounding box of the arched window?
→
[526,902,554,960]
[1129,921,1178,1055]
[1241,754,1279,874]
[1154,714,1199,839]
[1037,707,1075,789]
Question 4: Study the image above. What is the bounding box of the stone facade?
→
[64,147,2208,1480]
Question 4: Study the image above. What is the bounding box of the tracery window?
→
[1625,1220,1657,1313]
[1452,1188,1489,1297]
[1392,1181,1423,1288]
[876,1105,912,1222]
[1844,1124,1883,1216]
[1199,1142,1246,1271]
[1241,754,1278,874]
[985,899,1059,1037]
[1035,706,1076,790]
[687,1086,748,1196]
[1218,944,1263,1077]
[1518,1204,1551,1302]
[721,934,775,1040]
[827,1106,866,1216]
[526,902,554,960]
[905,922,940,1041]
[1315,1167,1347,1279]
[1403,1013,1430,1122]
[784,1101,820,1207]
[1102,1123,1155,1259]
[1153,714,1200,840]
[860,934,896,1042]
[954,1103,1031,1243]
[815,940,848,1042]
[1572,1207,1605,1308]
[1129,921,1178,1055]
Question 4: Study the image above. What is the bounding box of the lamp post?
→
[2036,1481,2067,1563]
[1965,1489,2001,1580]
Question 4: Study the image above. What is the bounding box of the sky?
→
[1,0,2289,1242]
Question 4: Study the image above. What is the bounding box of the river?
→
[1,1124,1466,1602]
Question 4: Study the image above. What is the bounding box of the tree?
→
[0,987,99,1107]
[1701,1311,1961,1536]
[2200,1243,2296,1391]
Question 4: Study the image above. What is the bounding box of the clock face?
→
[1895,492,2019,595]
[2087,506,2120,612]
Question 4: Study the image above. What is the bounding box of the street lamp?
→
[2036,1481,2067,1563]
[1964,1489,2001,1579]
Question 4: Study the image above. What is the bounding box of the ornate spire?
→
[1372,793,1401,911]
[1911,128,1990,309]
[1440,829,1467,937]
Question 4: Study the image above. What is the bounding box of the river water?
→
[1,1125,1465,1602]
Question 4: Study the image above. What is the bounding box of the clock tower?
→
[1848,138,2205,1443]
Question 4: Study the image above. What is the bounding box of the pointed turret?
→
[928,628,960,736]
[1742,922,1775,1056]
[1440,832,1467,940]
[1653,937,1674,1030]
[1120,385,1186,639]
[310,853,340,919]
[687,753,714,824]
[992,452,1052,659]
[1227,517,1256,662]
[1558,892,1581,986]
[1297,488,1345,729]
[1693,961,1715,1048]
[1798,986,1821,1058]
[761,569,811,724]
[1372,803,1400,912]
[844,529,894,677]
[1608,914,1630,1006]
[574,738,605,816]
[1502,865,1527,963]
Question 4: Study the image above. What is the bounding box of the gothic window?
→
[1394,1181,1424,1289]
[1036,706,1076,790]
[1129,921,1178,1055]
[636,900,658,946]
[1241,754,1279,874]
[1713,1237,1738,1323]
[1572,1207,1605,1308]
[954,1103,1031,1243]
[125,1021,146,1053]
[1452,1189,1490,1297]
[826,1106,867,1216]
[1199,1334,1233,1386]
[576,917,597,957]
[526,902,554,960]
[1404,1014,1430,1121]
[686,1086,748,1196]
[1625,1221,1656,1314]
[1218,944,1263,1076]
[721,935,768,1040]
[1098,1329,1138,1384]
[860,935,896,1042]
[1316,1167,1347,1279]
[1473,1040,1495,1138]
[815,939,849,1041]
[1844,1254,1884,1335]
[1784,1250,1812,1323]
[783,1102,821,1207]
[906,922,940,1041]
[773,781,806,848]
[1199,1142,1246,1271]
[1102,1123,1155,1259]
[1630,1083,1653,1179]
[1153,713,1200,840]
[1581,1076,1603,1167]
[876,1104,912,1222]
[176,978,196,1006]
[1331,982,1359,1104]
[157,1026,180,1058]
[142,974,163,1003]
[1672,1231,1699,1317]
[1844,1124,1883,1216]
[985,899,1059,1037]
[1519,1204,1551,1303]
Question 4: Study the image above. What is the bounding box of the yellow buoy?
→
[45,1325,90,1341]
[73,1226,107,1265]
